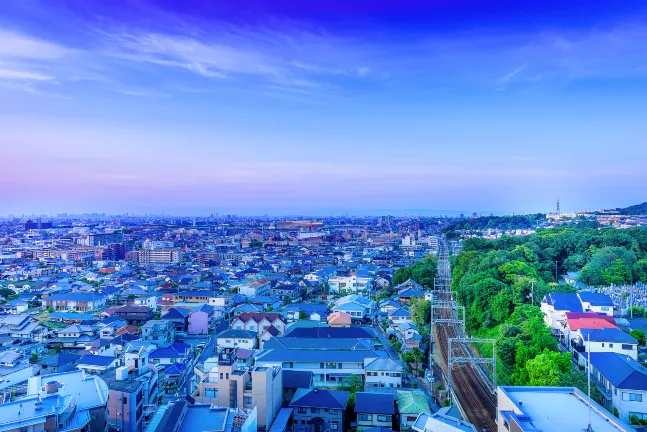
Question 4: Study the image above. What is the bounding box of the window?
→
[609,343,614,348]
[244,397,252,405]
[622,344,633,350]
[623,393,643,402]
[220,373,223,379]
[358,414,372,421]
[330,421,339,430]
[377,415,390,422]
[329,409,338,415]
[123,396,128,404]
[298,407,306,414]
[630,412,647,420]
[320,363,325,369]
[602,343,605,347]
[311,408,320,413]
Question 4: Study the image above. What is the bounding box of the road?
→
[373,324,439,412]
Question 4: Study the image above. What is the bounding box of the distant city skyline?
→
[2,0,647,215]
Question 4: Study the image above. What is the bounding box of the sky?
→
[2,0,647,216]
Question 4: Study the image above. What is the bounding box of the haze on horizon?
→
[2,0,647,216]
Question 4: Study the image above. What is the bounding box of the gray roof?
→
[364,357,403,372]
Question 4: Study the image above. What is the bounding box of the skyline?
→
[2,0,647,215]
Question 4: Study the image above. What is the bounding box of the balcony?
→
[570,341,585,353]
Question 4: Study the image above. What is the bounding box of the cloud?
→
[0,67,55,81]
[0,29,72,59]
[497,64,526,84]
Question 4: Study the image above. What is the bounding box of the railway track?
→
[433,241,497,432]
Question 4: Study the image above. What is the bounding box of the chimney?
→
[45,381,60,394]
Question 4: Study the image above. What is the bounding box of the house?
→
[333,294,375,322]
[304,267,338,285]
[578,291,614,316]
[388,308,412,326]
[0,351,33,391]
[571,328,638,367]
[364,357,403,388]
[0,315,47,341]
[284,326,375,339]
[283,370,314,403]
[42,292,107,311]
[231,313,286,337]
[412,412,477,432]
[216,329,258,350]
[149,342,192,365]
[541,292,583,331]
[379,299,400,315]
[290,388,349,432]
[328,311,352,328]
[327,275,373,293]
[589,352,647,423]
[563,312,617,343]
[236,279,272,298]
[282,303,329,322]
[55,324,99,349]
[141,320,175,347]
[160,307,191,332]
[188,304,217,335]
[77,354,121,373]
[396,390,431,430]
[396,323,422,349]
[232,303,262,317]
[355,392,395,431]
[396,287,427,304]
[133,295,157,310]
[112,304,154,325]
[36,352,81,375]
[256,348,385,388]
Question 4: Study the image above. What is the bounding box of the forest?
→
[450,225,647,392]
[443,213,545,233]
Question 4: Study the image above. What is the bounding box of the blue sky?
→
[1,0,647,216]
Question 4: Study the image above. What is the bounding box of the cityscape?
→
[3,1,647,432]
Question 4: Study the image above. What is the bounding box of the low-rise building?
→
[355,392,395,431]
[364,357,403,388]
[496,386,631,432]
[290,388,349,432]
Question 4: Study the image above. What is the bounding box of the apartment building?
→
[194,349,282,431]
[137,249,181,265]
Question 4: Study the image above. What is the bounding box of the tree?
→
[631,329,647,346]
[602,259,632,285]
[497,338,518,368]
[30,352,39,364]
[410,299,431,331]
[525,349,571,386]
[299,311,308,320]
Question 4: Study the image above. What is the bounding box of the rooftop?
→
[498,386,631,432]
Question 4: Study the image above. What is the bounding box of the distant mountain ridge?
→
[616,202,647,215]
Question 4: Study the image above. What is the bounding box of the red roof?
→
[567,317,617,331]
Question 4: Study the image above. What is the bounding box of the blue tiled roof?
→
[578,292,614,307]
[257,348,385,363]
[579,328,637,344]
[284,327,375,339]
[590,352,647,391]
[543,292,583,312]
[78,355,118,367]
[290,388,349,409]
[355,392,395,415]
[282,370,313,389]
[216,329,256,339]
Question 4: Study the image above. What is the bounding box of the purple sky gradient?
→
[1,0,647,215]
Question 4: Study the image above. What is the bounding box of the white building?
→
[215,329,258,350]
[364,357,403,388]
[327,275,373,293]
[590,352,647,424]
[497,386,630,432]
[573,328,638,368]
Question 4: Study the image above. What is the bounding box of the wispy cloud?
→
[0,67,55,81]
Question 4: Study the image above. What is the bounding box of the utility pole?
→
[530,280,535,306]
